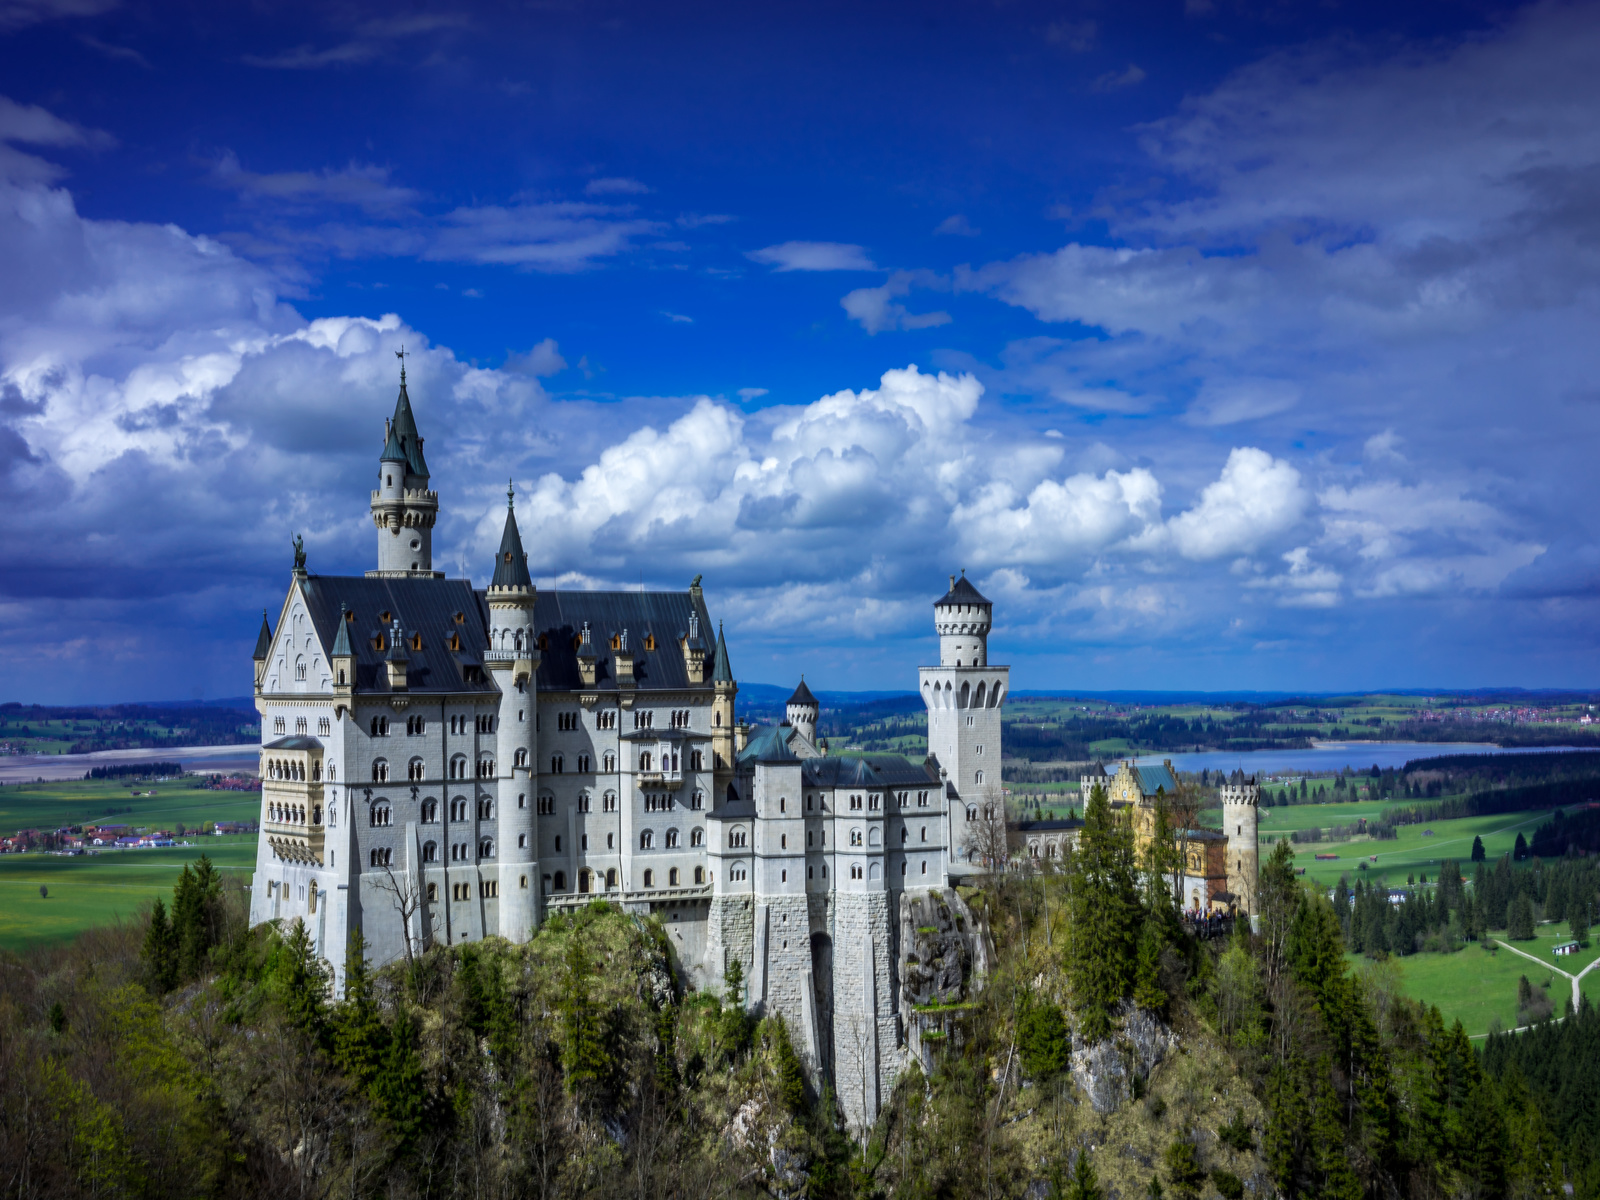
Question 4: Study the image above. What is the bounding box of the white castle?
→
[248,372,1006,1126]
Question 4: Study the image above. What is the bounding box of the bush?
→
[1211,1169,1244,1200]
[1164,1138,1205,1199]
[1217,1109,1253,1152]
[1018,999,1070,1079]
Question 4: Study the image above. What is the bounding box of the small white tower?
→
[1221,769,1260,920]
[919,572,1007,874]
[487,483,539,941]
[370,352,441,577]
[785,678,819,749]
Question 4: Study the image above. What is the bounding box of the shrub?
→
[1018,999,1070,1079]
[1217,1109,1253,1153]
[1164,1138,1205,1199]
[1211,1169,1244,1200]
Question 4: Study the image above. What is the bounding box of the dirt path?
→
[1493,938,1600,1010]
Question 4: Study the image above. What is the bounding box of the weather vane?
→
[395,344,407,383]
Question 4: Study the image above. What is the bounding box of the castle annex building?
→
[248,373,1007,1127]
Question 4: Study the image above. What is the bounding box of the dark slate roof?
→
[294,574,498,695]
[711,622,733,683]
[528,589,715,693]
[490,500,533,590]
[1082,762,1108,778]
[935,570,990,607]
[253,610,273,660]
[381,420,408,463]
[1131,762,1179,797]
[264,735,324,751]
[390,377,429,477]
[1015,818,1083,832]
[1227,768,1256,785]
[801,754,938,788]
[787,678,817,708]
[737,724,798,765]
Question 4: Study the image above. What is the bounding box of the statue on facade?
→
[292,533,306,572]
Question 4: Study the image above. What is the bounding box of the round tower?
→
[487,484,539,941]
[785,677,818,746]
[1221,769,1260,920]
[934,570,992,667]
[370,355,440,576]
[710,622,737,778]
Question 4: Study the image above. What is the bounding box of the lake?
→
[1135,742,1587,778]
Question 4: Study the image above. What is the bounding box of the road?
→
[1493,938,1600,1012]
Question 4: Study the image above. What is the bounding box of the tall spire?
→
[252,609,273,661]
[712,620,733,683]
[490,484,533,591]
[388,347,428,479]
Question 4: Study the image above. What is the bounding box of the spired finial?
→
[507,477,515,509]
[396,344,408,384]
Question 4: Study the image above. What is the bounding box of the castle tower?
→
[1222,770,1260,920]
[786,677,819,748]
[486,485,539,941]
[370,357,441,577]
[710,623,737,791]
[919,572,1007,873]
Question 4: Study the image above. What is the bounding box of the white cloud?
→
[1184,378,1299,427]
[208,152,420,214]
[0,0,116,32]
[747,241,876,272]
[935,214,979,237]
[1160,448,1306,560]
[841,271,952,334]
[426,202,663,271]
[241,14,471,70]
[1092,64,1146,92]
[584,177,651,196]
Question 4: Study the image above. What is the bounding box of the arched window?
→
[478,756,495,778]
[639,751,652,771]
[690,750,703,771]
[643,869,655,888]
[423,841,437,863]
[921,826,928,842]
[640,829,654,849]
[665,828,680,848]
[554,870,566,891]
[408,758,424,781]
[603,791,617,812]
[372,759,388,782]
[296,658,307,681]
[967,805,978,822]
[370,804,391,827]
[421,798,438,822]
[850,828,863,846]
[729,827,747,848]
[606,868,617,889]
[480,838,494,858]
[694,865,705,884]
[450,756,466,780]
[514,748,527,768]
[975,770,985,786]
[537,794,554,815]
[552,755,563,774]
[868,828,881,846]
[690,827,704,847]
[579,869,592,894]
[669,867,680,886]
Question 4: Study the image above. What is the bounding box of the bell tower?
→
[370,350,441,577]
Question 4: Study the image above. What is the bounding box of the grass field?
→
[0,838,257,951]
[1360,925,1599,1038]
[0,777,260,835]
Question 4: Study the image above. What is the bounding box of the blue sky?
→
[2,0,1598,703]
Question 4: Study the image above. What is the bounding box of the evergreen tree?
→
[1065,1147,1103,1200]
[1018,999,1070,1078]
[559,935,609,1099]
[1508,891,1536,941]
[1069,783,1140,1042]
[141,897,178,993]
[1514,832,1529,861]
[718,958,751,1059]
[334,928,388,1090]
[1311,1069,1362,1200]
[1163,1137,1205,1199]
[1471,835,1486,862]
[374,1010,426,1152]
[1132,920,1167,1014]
[171,856,222,982]
[768,1017,806,1114]
[274,918,330,1045]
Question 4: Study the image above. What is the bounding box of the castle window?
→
[901,828,908,844]
[478,756,495,778]
[902,862,907,876]
[449,756,466,779]
[275,717,286,734]
[669,867,680,886]
[537,794,553,815]
[666,828,680,848]
[640,829,654,849]
[370,803,391,827]
[603,791,617,812]
[421,798,438,822]
[480,838,494,858]
[967,806,977,821]
[921,826,928,842]
[643,869,654,888]
[690,827,704,847]
[606,868,618,889]
[577,793,591,813]
[552,755,564,774]
[423,841,437,863]
[554,870,566,891]
[369,847,393,867]
[408,758,424,781]
[975,770,984,785]
[729,827,747,848]
[427,883,438,902]
[296,659,307,681]
[578,754,590,773]
[918,790,928,807]
[603,752,616,772]
[694,866,705,885]
[319,718,331,736]
[690,750,703,770]
[691,790,704,810]
[372,760,389,783]
[851,864,862,879]
[780,833,787,849]
[478,799,493,820]
[850,829,863,846]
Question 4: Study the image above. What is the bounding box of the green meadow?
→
[0,838,258,951]
[0,777,260,834]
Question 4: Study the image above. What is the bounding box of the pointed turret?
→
[712,621,733,683]
[490,485,534,592]
[370,349,441,576]
[710,620,737,780]
[330,604,352,658]
[253,610,273,661]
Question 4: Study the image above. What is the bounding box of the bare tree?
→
[373,862,429,982]
[961,801,1011,874]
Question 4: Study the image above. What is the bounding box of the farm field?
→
[0,777,260,835]
[1365,925,1599,1038]
[1272,807,1568,890]
[0,838,257,950]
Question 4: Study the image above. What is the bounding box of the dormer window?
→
[643,633,656,652]
[410,633,423,652]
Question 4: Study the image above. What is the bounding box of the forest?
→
[1,790,1596,1199]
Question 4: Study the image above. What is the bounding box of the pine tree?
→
[1571,892,1591,946]
[1311,1068,1362,1200]
[1069,783,1140,1042]
[1471,835,1486,862]
[275,917,330,1045]
[559,935,609,1099]
[718,958,751,1059]
[374,1010,426,1152]
[768,1017,806,1114]
[1133,920,1167,1014]
[1065,1147,1103,1200]
[141,897,178,993]
[1508,891,1536,941]
[334,928,388,1091]
[1018,999,1070,1078]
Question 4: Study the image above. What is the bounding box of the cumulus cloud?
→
[1160,448,1307,560]
[841,271,952,334]
[747,241,876,272]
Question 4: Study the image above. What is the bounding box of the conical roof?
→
[712,622,733,683]
[935,569,990,607]
[787,677,817,708]
[331,604,352,657]
[390,373,429,478]
[252,610,273,660]
[490,492,533,590]
[381,418,408,463]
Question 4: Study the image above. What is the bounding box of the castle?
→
[247,371,1006,1127]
